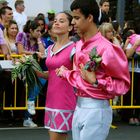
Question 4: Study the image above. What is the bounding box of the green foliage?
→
[11,55,43,90]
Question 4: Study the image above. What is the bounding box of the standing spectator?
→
[0,0,8,9]
[13,0,27,32]
[35,16,55,49]
[0,6,13,31]
[112,20,123,47]
[45,10,55,28]
[0,6,13,58]
[0,0,8,25]
[0,6,14,123]
[0,5,13,56]
[35,16,46,36]
[98,0,111,25]
[36,13,49,31]
[36,11,77,140]
[57,0,130,140]
[122,29,140,126]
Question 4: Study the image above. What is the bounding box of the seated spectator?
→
[16,20,46,127]
[4,20,19,54]
[99,22,121,46]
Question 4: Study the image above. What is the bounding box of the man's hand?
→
[79,64,96,84]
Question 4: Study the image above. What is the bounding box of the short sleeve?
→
[16,32,25,46]
[0,29,6,45]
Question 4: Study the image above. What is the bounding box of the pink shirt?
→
[63,32,130,100]
[128,34,140,52]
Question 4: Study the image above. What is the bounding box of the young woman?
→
[123,28,140,126]
[4,20,19,54]
[36,11,77,140]
[16,20,45,55]
[16,20,46,127]
[99,22,121,46]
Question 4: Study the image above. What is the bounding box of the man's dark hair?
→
[99,0,109,6]
[0,6,12,18]
[70,0,99,24]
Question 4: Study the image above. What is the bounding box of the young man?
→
[56,0,130,140]
[98,0,111,25]
[0,0,8,9]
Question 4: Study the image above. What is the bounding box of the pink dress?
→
[44,41,77,132]
[128,34,140,52]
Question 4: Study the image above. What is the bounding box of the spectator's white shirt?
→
[13,11,27,32]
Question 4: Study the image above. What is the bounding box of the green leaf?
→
[89,47,97,59]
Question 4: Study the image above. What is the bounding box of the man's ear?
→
[88,14,93,23]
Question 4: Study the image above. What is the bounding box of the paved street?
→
[0,121,140,140]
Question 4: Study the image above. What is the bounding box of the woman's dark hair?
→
[35,16,46,33]
[112,20,119,32]
[7,20,18,28]
[124,20,135,29]
[23,20,40,33]
[36,13,45,19]
[126,30,134,38]
[70,0,99,24]
[122,28,135,43]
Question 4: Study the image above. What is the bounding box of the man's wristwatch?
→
[92,79,98,87]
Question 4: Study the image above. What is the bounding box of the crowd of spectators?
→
[0,0,140,130]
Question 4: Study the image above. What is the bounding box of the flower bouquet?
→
[11,55,43,90]
[84,47,102,71]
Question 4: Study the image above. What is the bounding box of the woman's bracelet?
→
[37,41,42,45]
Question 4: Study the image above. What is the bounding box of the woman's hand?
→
[56,65,68,77]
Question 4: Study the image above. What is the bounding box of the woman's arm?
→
[124,38,134,58]
[16,43,34,55]
[37,38,45,54]
[35,70,49,79]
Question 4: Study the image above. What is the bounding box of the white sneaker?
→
[27,100,36,115]
[23,118,38,128]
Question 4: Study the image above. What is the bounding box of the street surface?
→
[0,122,140,140]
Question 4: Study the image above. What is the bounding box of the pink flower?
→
[84,47,102,71]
